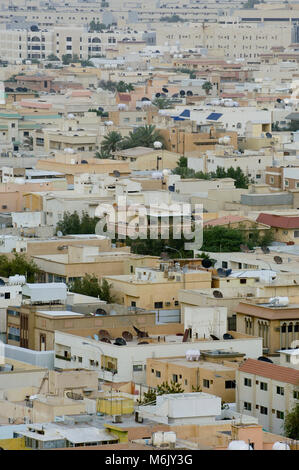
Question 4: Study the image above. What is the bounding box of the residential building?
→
[236,358,299,435]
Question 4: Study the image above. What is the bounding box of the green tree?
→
[80,59,94,67]
[101,131,123,155]
[47,54,60,61]
[56,211,99,235]
[62,54,79,65]
[160,14,185,22]
[152,97,173,109]
[202,81,213,95]
[69,275,115,302]
[202,226,247,252]
[121,125,165,149]
[140,381,184,405]
[0,253,39,282]
[284,403,299,440]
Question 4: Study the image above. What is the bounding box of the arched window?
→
[31,36,40,42]
[236,122,242,129]
[92,37,101,43]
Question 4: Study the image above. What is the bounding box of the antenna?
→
[213,290,223,298]
[274,256,283,264]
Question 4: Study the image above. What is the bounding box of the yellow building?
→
[105,265,212,310]
[113,146,180,171]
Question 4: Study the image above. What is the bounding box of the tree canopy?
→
[121,125,165,150]
[140,381,185,405]
[0,253,39,282]
[56,211,99,235]
[101,131,123,155]
[284,403,299,440]
[69,275,115,302]
[201,225,274,252]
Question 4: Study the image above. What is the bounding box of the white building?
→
[137,392,221,425]
[54,330,263,385]
[236,358,299,435]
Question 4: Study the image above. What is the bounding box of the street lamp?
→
[165,245,183,259]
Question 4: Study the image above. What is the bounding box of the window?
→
[156,370,161,378]
[5,292,10,299]
[260,406,268,415]
[277,386,284,396]
[260,382,268,391]
[154,302,163,308]
[276,410,284,419]
[240,279,247,284]
[225,380,236,389]
[66,37,72,41]
[131,301,136,307]
[222,261,228,268]
[172,374,178,383]
[78,356,82,363]
[285,180,289,186]
[133,365,143,372]
[203,379,210,388]
[244,378,252,387]
[270,177,274,184]
[294,231,299,238]
[293,390,299,400]
[244,402,252,411]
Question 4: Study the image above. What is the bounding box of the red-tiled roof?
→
[256,213,299,229]
[239,358,299,385]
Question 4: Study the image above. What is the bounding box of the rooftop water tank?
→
[228,440,253,450]
[272,441,290,450]
[269,297,289,307]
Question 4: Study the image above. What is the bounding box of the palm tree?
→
[101,131,123,155]
[121,125,165,149]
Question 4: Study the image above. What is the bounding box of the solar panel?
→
[206,112,223,121]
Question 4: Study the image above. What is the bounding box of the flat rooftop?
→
[37,310,84,318]
[150,357,236,371]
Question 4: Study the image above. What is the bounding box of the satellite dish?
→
[223,333,234,340]
[186,90,193,96]
[266,132,272,138]
[202,258,212,268]
[261,246,270,254]
[225,269,232,277]
[95,308,107,316]
[100,337,111,343]
[274,256,283,264]
[213,290,223,298]
[122,331,133,342]
[168,185,175,192]
[98,329,111,340]
[179,90,185,96]
[217,268,227,278]
[57,231,63,237]
[0,279,5,286]
[93,334,99,341]
[114,337,127,346]
[162,87,168,93]
[155,92,161,98]
[81,160,88,164]
[172,93,179,98]
[141,97,150,101]
[113,170,120,177]
[240,244,249,252]
[210,334,219,340]
[276,98,282,103]
[258,356,273,363]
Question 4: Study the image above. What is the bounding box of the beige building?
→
[236,299,299,355]
[33,246,159,284]
[146,351,243,402]
[105,265,212,310]
[113,146,180,171]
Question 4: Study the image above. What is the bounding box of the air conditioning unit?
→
[165,302,171,306]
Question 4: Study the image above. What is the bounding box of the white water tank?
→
[272,441,290,450]
[152,431,163,447]
[164,432,176,445]
[228,440,253,450]
[186,349,200,361]
[8,275,26,285]
[269,297,289,307]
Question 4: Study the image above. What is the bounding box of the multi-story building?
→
[236,358,299,435]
